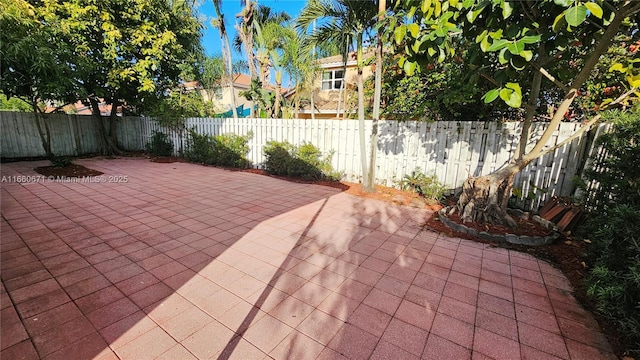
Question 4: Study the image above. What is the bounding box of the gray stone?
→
[505,234,520,244]
[518,235,534,246]
[533,215,556,230]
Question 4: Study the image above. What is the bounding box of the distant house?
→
[288,52,374,119]
[199,74,254,116]
[44,99,123,116]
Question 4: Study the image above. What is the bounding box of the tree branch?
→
[538,114,601,158]
[479,72,500,87]
[537,89,633,158]
[534,65,570,92]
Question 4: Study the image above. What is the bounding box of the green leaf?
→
[411,39,423,53]
[427,47,437,57]
[627,74,640,88]
[519,50,533,61]
[404,60,417,75]
[489,29,503,39]
[450,0,459,7]
[510,57,527,70]
[438,47,446,62]
[584,2,603,18]
[483,88,500,103]
[505,82,522,97]
[520,35,541,44]
[422,0,432,14]
[553,0,572,6]
[499,84,522,108]
[565,5,587,27]
[466,8,483,23]
[498,47,509,64]
[487,39,509,52]
[480,36,491,52]
[553,11,566,32]
[407,6,417,19]
[394,25,407,44]
[609,63,627,72]
[407,23,420,37]
[475,30,488,43]
[507,41,524,55]
[502,1,513,19]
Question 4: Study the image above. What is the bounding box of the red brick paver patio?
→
[1,159,615,359]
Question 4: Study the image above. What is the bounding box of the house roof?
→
[232,74,252,87]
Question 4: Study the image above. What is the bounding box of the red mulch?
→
[149,156,187,163]
[34,164,103,177]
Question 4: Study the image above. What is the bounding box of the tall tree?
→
[368,0,387,191]
[235,4,291,117]
[254,21,297,117]
[298,0,377,189]
[1,0,77,158]
[211,0,239,118]
[25,0,205,155]
[387,0,640,226]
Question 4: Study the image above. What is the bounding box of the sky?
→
[197,0,308,58]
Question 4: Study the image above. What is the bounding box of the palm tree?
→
[253,21,298,118]
[297,0,377,190]
[211,0,238,118]
[235,4,292,108]
[367,0,386,191]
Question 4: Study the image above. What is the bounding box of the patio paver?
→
[1,158,615,359]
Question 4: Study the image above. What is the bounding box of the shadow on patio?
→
[1,158,615,359]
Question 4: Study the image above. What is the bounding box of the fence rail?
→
[1,112,606,210]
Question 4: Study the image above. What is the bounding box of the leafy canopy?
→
[1,0,205,112]
[385,0,640,109]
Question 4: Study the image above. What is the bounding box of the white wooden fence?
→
[1,111,605,210]
[140,117,604,210]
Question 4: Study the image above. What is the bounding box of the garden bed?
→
[34,164,103,178]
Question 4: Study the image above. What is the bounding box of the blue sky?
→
[197,0,308,58]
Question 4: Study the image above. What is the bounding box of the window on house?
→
[321,70,344,90]
[214,87,223,100]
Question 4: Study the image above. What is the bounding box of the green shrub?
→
[581,108,640,213]
[584,205,640,357]
[580,107,640,357]
[263,141,293,176]
[211,132,252,168]
[185,131,214,164]
[146,131,174,157]
[51,156,73,167]
[397,169,446,203]
[185,130,252,168]
[263,141,341,181]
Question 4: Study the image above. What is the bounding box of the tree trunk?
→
[356,35,369,189]
[89,97,121,155]
[222,36,238,119]
[274,72,282,118]
[238,0,257,117]
[456,162,525,228]
[366,0,385,193]
[107,98,123,154]
[310,86,316,120]
[32,107,53,159]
